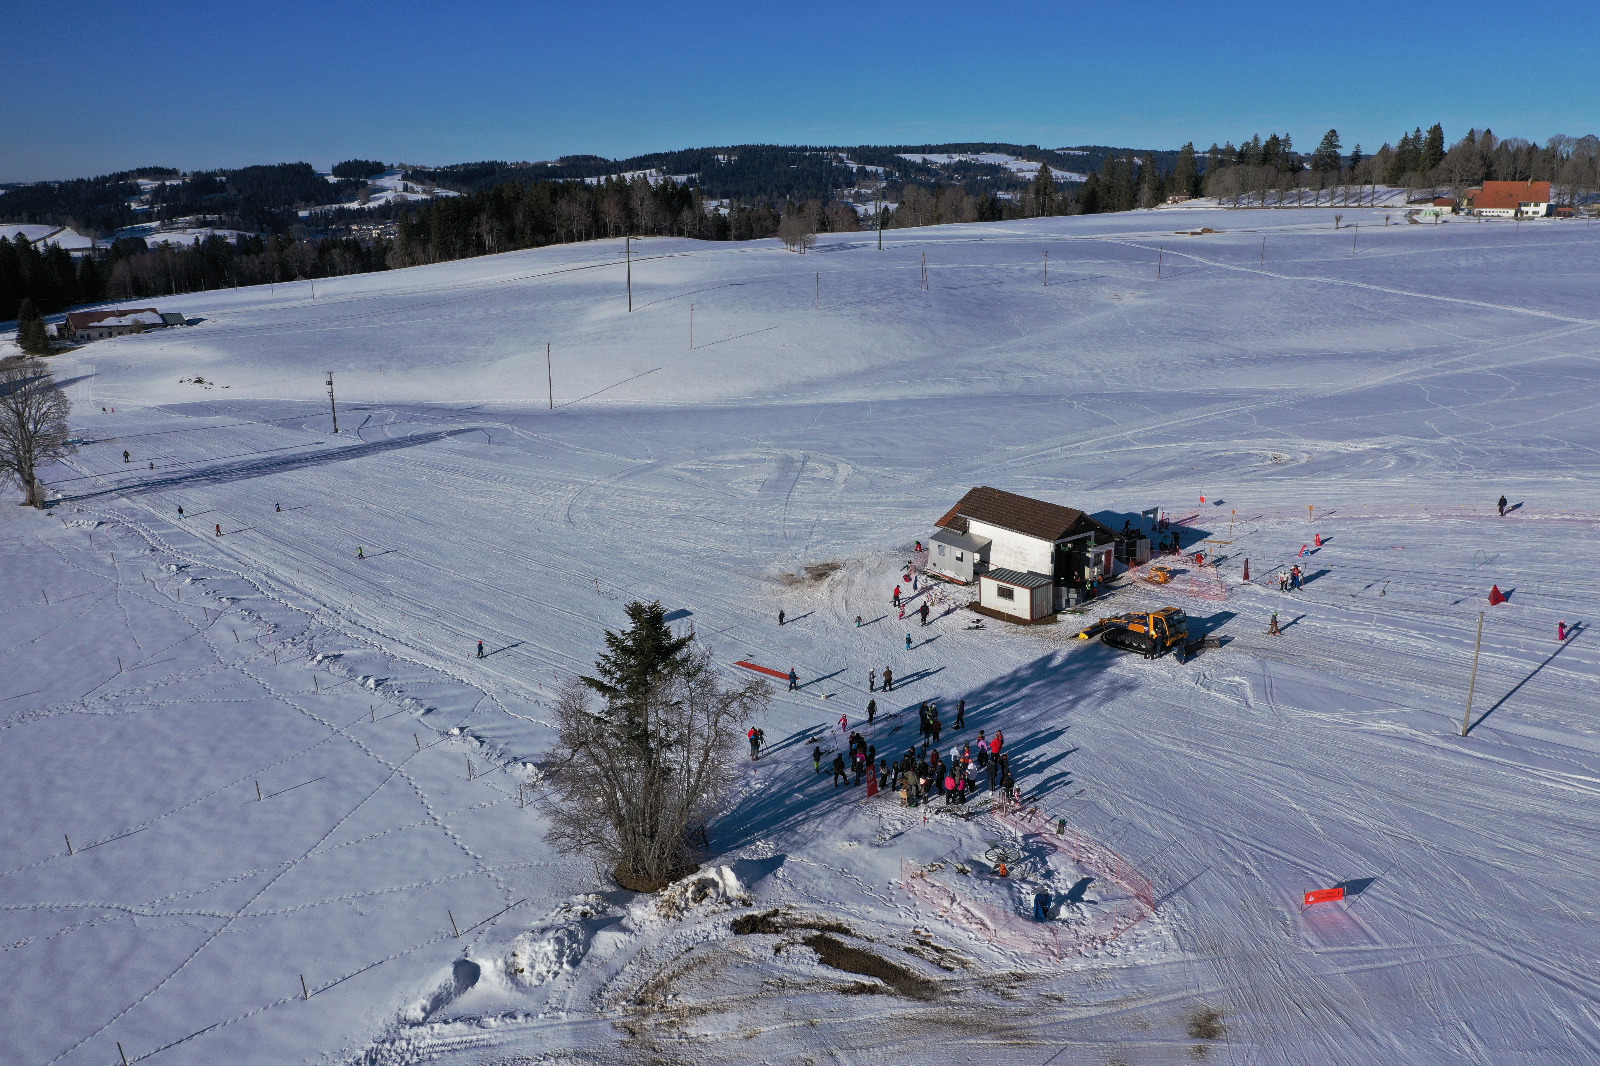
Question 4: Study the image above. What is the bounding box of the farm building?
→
[1462,180,1552,219]
[62,308,185,343]
[930,486,1121,622]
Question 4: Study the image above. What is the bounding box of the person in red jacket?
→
[990,731,1003,757]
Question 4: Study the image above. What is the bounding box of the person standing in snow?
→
[1268,611,1280,636]
[778,609,785,626]
[882,666,893,692]
[954,698,965,730]
[214,524,221,537]
[832,753,848,787]
[813,744,823,773]
[789,668,799,691]
[905,633,913,651]
[275,502,281,512]
[357,547,365,559]
[893,586,901,607]
[855,614,862,627]
[991,731,1004,758]
[749,727,761,760]
[867,698,877,724]
[123,450,130,463]
[476,641,485,658]
[1033,887,1051,921]
[177,506,184,518]
[1498,495,1508,517]
[919,601,929,626]
[838,713,848,733]
[869,668,877,691]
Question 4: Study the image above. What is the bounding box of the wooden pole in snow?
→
[1462,612,1485,736]
[546,343,553,410]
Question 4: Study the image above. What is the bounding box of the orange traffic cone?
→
[996,862,1009,878]
[1314,533,1322,547]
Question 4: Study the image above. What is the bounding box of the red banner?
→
[735,660,791,680]
[1304,886,1346,906]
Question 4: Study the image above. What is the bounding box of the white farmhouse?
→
[929,486,1120,623]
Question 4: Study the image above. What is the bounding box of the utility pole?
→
[1260,236,1265,265]
[1157,246,1163,279]
[625,234,634,311]
[1352,224,1359,254]
[1462,612,1485,736]
[689,304,694,349]
[877,183,885,251]
[815,272,819,309]
[1044,250,1048,286]
[325,372,339,433]
[546,343,553,410]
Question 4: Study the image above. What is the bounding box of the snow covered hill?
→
[4,208,1599,1066]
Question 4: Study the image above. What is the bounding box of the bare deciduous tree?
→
[542,608,767,892]
[777,206,818,253]
[0,359,74,507]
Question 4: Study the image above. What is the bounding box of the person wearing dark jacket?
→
[832,753,848,787]
[813,745,823,773]
[1498,495,1508,517]
[954,698,965,730]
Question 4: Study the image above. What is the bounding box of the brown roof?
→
[936,486,1115,542]
[1465,181,1551,212]
[65,308,160,331]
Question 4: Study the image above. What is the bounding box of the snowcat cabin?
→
[933,486,1121,622]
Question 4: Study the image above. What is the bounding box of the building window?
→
[996,585,1015,601]
[955,552,964,562]
[938,544,946,556]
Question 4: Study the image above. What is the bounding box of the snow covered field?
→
[5,208,1600,1065]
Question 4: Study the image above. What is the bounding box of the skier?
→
[919,601,930,626]
[855,614,862,627]
[832,753,848,787]
[868,668,877,692]
[148,462,153,469]
[778,609,785,626]
[275,502,281,512]
[1033,887,1051,921]
[954,698,966,730]
[357,547,365,559]
[1498,495,1508,517]
[813,744,823,773]
[176,506,184,518]
[748,727,762,761]
[789,668,799,691]
[214,524,222,537]
[123,450,130,463]
[1291,565,1302,590]
[839,713,848,733]
[1558,620,1568,641]
[882,667,893,692]
[476,640,485,658]
[867,698,877,724]
[905,633,913,651]
[893,586,901,607]
[1268,611,1281,636]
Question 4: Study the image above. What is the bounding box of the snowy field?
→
[4,208,1600,1065]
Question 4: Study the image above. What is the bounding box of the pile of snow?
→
[653,865,751,919]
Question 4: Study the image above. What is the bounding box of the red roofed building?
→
[1463,180,1553,219]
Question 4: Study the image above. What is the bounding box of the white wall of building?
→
[966,520,1052,576]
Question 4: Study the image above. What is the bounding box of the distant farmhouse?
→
[929,486,1132,623]
[1462,180,1552,219]
[63,308,185,343]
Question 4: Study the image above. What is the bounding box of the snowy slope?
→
[4,208,1600,1066]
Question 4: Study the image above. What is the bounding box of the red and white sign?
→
[1303,886,1346,907]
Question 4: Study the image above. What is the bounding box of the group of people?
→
[1277,565,1303,592]
[886,728,1015,808]
[916,698,965,744]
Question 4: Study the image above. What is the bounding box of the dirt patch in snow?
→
[1187,1007,1225,1039]
[799,933,938,1001]
[730,908,852,936]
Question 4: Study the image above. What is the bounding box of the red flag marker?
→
[1304,886,1346,907]
[735,660,790,680]
[1488,585,1507,606]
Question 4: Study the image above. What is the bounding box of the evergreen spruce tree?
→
[1172,142,1199,198]
[1312,130,1342,173]
[1422,124,1446,174]
[1030,163,1057,216]
[581,600,694,740]
[16,299,50,355]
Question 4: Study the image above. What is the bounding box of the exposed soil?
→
[730,908,852,936]
[1186,1007,1225,1040]
[800,933,939,1001]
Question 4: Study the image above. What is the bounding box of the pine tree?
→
[581,600,695,738]
[16,298,50,355]
[1312,130,1342,173]
[1172,142,1199,198]
[1030,163,1057,216]
[1421,123,1446,174]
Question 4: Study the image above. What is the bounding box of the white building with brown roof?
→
[930,486,1120,622]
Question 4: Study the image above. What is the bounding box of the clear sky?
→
[4,0,1597,182]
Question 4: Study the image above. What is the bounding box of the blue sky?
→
[4,0,1597,181]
